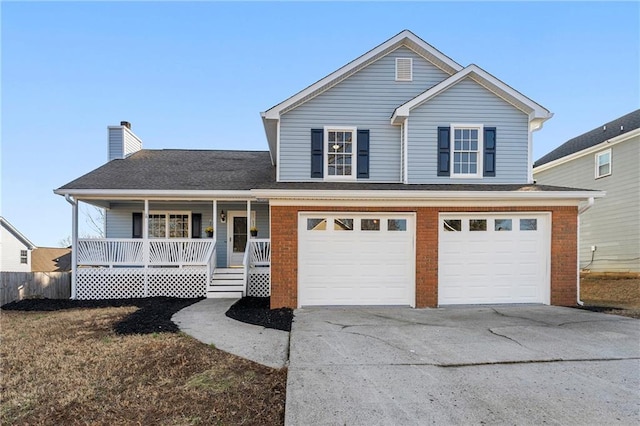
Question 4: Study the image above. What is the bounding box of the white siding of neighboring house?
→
[279,46,450,182]
[407,77,530,184]
[534,136,640,273]
[0,225,32,272]
[105,202,270,268]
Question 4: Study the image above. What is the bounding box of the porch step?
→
[207,267,245,298]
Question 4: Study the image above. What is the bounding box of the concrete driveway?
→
[286,306,639,425]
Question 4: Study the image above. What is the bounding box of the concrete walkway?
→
[286,306,640,425]
[172,298,289,369]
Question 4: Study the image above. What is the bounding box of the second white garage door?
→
[298,213,415,307]
[439,213,550,305]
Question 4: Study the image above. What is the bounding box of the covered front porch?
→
[67,197,271,300]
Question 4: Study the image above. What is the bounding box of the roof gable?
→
[261,30,462,121]
[534,109,640,168]
[1,217,36,249]
[391,64,552,131]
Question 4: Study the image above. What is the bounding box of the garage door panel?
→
[299,213,414,307]
[439,213,549,305]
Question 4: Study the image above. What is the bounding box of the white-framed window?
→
[451,124,483,178]
[324,127,357,180]
[595,149,611,179]
[148,211,190,238]
[395,57,413,81]
[20,250,28,264]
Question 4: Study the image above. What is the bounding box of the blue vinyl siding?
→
[407,78,529,184]
[279,46,450,182]
[105,202,270,268]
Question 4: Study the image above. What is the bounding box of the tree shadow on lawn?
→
[0,297,203,335]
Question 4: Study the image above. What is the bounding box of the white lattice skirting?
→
[76,267,207,299]
[247,267,271,297]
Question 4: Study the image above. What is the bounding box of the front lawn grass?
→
[0,304,286,425]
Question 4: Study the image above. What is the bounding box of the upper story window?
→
[451,124,483,178]
[325,127,356,179]
[148,211,190,238]
[395,58,413,81]
[20,250,28,264]
[595,149,611,179]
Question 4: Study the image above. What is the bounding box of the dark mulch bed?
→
[1,297,203,335]
[576,304,640,319]
[225,297,293,332]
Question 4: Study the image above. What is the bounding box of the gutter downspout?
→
[64,194,78,299]
[576,197,595,306]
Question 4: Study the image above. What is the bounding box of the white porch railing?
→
[249,238,271,267]
[75,238,217,300]
[77,238,216,267]
[244,238,271,297]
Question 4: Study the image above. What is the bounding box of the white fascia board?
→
[269,198,589,208]
[263,30,463,120]
[252,188,605,202]
[533,127,640,174]
[391,65,553,125]
[53,189,255,200]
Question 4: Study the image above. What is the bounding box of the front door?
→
[227,211,255,266]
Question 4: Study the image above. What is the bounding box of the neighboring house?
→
[55,30,602,308]
[31,247,72,272]
[0,217,36,272]
[534,110,640,274]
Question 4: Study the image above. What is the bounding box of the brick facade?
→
[270,205,578,309]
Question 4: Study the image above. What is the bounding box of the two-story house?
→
[534,110,639,274]
[55,30,602,308]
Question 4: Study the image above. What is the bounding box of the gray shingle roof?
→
[57,150,275,190]
[534,109,640,167]
[57,149,594,194]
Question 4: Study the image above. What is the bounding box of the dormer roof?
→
[391,64,553,131]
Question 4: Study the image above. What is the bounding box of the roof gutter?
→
[576,196,596,306]
[54,189,256,200]
[252,188,605,201]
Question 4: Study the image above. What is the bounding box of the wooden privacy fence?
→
[0,272,71,306]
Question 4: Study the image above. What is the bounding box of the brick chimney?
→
[107,121,142,161]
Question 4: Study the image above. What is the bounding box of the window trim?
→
[148,210,191,239]
[323,126,357,181]
[450,123,484,179]
[20,250,28,264]
[595,149,612,179]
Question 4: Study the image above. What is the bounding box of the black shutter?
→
[132,212,142,238]
[437,126,451,176]
[191,213,202,238]
[357,129,370,178]
[483,127,496,177]
[311,129,324,178]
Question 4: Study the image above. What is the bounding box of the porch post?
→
[212,200,217,241]
[246,200,251,242]
[70,199,78,299]
[143,199,149,297]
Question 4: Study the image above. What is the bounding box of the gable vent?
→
[396,58,413,81]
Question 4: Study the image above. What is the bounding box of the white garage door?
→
[439,213,550,305]
[298,213,415,307]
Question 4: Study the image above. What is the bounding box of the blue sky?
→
[1,1,638,247]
